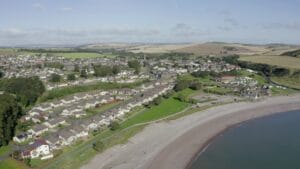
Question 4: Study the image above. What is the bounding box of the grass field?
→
[239,55,300,69]
[271,76,300,90]
[52,52,116,59]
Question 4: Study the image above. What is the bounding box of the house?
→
[70,125,88,138]
[43,117,66,128]
[13,132,31,143]
[50,100,63,108]
[61,97,76,104]
[36,103,52,111]
[44,133,61,150]
[28,124,49,136]
[73,111,86,118]
[21,139,52,159]
[59,129,77,146]
[61,107,82,116]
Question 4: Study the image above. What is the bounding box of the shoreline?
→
[184,108,299,169]
[81,94,300,169]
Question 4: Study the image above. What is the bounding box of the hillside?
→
[281,49,300,57]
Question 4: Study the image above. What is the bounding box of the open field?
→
[175,43,269,56]
[52,52,116,59]
[239,55,300,69]
[271,76,300,90]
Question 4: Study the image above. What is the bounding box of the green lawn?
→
[120,96,189,129]
[0,145,12,156]
[0,159,28,169]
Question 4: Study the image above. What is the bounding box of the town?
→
[0,48,292,168]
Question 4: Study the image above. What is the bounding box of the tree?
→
[0,71,4,78]
[112,65,121,75]
[67,73,76,81]
[93,65,113,77]
[128,60,141,74]
[109,121,120,131]
[0,77,45,106]
[49,73,61,83]
[174,80,189,92]
[93,140,105,152]
[80,69,88,79]
[153,96,162,105]
[0,94,22,147]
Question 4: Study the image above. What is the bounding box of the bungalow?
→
[21,139,51,159]
[59,129,77,146]
[43,117,66,128]
[81,119,98,131]
[28,124,49,136]
[50,100,63,108]
[29,108,43,117]
[13,132,31,143]
[44,133,61,150]
[61,107,83,116]
[73,111,86,118]
[70,125,88,138]
[61,97,76,104]
[36,103,52,111]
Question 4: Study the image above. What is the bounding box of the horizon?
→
[1,0,300,46]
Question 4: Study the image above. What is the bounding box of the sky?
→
[0,0,300,46]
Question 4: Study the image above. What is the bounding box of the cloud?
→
[0,28,161,46]
[32,3,44,10]
[60,7,73,12]
[262,22,300,31]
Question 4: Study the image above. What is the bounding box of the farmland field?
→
[52,52,116,59]
[239,55,300,69]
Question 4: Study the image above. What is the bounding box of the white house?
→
[21,139,52,159]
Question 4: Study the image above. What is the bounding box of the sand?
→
[81,94,300,169]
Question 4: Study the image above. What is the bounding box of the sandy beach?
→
[81,94,300,169]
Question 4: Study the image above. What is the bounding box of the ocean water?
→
[189,110,300,169]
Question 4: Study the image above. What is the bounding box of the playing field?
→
[239,55,300,69]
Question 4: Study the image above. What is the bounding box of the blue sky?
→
[0,0,300,46]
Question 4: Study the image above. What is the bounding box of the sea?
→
[189,110,300,169]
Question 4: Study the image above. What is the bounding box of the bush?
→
[109,121,120,131]
[93,140,105,152]
[49,73,61,83]
[153,96,162,105]
[163,90,175,99]
[67,73,76,81]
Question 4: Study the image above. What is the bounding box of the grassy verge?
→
[0,159,28,169]
[0,144,12,156]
